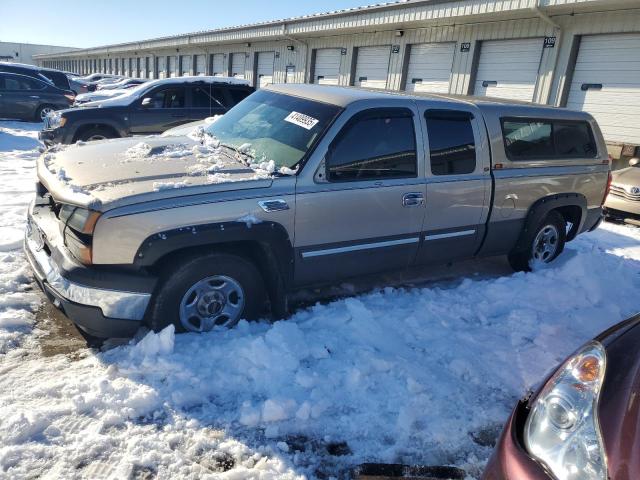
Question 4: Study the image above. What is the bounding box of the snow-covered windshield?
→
[205,90,341,169]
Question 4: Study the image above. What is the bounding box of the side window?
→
[4,77,26,90]
[425,110,477,176]
[228,88,251,106]
[502,119,597,160]
[502,120,553,159]
[327,109,417,182]
[192,86,226,109]
[146,87,185,109]
[554,122,597,158]
[0,76,5,90]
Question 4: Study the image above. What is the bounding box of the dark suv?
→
[39,77,255,145]
[0,72,74,122]
[0,62,72,91]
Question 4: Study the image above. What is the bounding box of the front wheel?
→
[508,210,566,272]
[78,127,117,142]
[147,253,267,333]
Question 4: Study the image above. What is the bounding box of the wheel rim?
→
[86,134,107,141]
[532,224,559,263]
[40,107,54,120]
[179,275,245,332]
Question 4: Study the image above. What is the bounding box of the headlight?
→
[47,112,67,129]
[525,342,608,480]
[59,205,101,234]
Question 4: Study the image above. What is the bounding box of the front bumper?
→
[482,401,553,480]
[38,128,65,146]
[24,204,154,338]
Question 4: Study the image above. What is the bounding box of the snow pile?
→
[2,121,640,479]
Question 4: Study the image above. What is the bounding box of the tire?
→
[78,127,116,142]
[508,210,566,272]
[35,104,56,123]
[147,252,267,333]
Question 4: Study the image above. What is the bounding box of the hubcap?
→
[532,224,559,263]
[40,107,54,120]
[179,275,245,332]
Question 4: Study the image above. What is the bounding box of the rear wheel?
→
[508,210,566,272]
[78,127,116,142]
[147,253,267,333]
[35,104,56,122]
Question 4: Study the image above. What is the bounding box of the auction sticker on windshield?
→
[284,111,319,130]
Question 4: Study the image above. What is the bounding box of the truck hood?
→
[37,135,274,211]
[611,166,640,187]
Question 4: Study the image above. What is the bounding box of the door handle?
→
[402,192,424,207]
[29,95,40,99]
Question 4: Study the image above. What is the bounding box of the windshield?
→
[205,90,341,169]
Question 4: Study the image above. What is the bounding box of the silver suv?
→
[25,84,610,340]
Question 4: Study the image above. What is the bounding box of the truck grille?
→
[610,184,640,202]
[43,116,51,130]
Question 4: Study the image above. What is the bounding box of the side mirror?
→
[141,97,152,107]
[629,157,640,167]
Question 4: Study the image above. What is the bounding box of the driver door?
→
[129,86,188,134]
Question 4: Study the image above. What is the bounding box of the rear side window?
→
[502,119,596,160]
[425,110,477,176]
[328,108,417,182]
[228,88,251,106]
[192,86,226,109]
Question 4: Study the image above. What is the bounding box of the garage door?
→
[195,55,206,76]
[168,56,177,78]
[231,53,246,79]
[181,55,191,76]
[405,42,455,93]
[158,56,166,79]
[354,46,391,89]
[474,38,543,101]
[256,51,275,88]
[211,54,225,76]
[566,33,640,145]
[314,48,342,85]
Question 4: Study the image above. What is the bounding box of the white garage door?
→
[231,53,246,79]
[354,46,391,89]
[212,54,225,76]
[314,48,342,85]
[256,51,275,88]
[567,33,640,145]
[405,42,455,93]
[195,55,206,76]
[168,56,177,78]
[474,38,543,102]
[181,55,191,76]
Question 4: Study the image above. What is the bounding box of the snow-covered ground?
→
[0,120,639,480]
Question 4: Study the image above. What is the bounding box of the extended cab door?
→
[415,105,491,264]
[293,105,426,286]
[128,85,188,134]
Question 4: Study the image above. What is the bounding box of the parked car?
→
[85,75,125,92]
[603,157,640,224]
[25,84,609,340]
[0,62,72,92]
[0,72,75,121]
[67,76,89,95]
[39,76,254,145]
[483,312,640,480]
[97,78,147,90]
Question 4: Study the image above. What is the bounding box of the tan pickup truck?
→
[25,84,610,340]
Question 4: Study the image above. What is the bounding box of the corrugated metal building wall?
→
[35,0,640,158]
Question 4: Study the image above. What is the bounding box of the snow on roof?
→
[141,76,250,87]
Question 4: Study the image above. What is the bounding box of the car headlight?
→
[525,342,608,480]
[47,111,67,128]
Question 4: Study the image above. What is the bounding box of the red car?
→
[484,313,640,480]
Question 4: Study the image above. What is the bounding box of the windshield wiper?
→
[219,143,254,167]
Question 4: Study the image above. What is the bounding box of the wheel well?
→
[148,241,287,318]
[73,124,119,143]
[554,205,582,241]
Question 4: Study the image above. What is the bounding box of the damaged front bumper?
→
[24,202,154,338]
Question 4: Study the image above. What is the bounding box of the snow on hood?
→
[37,135,275,210]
